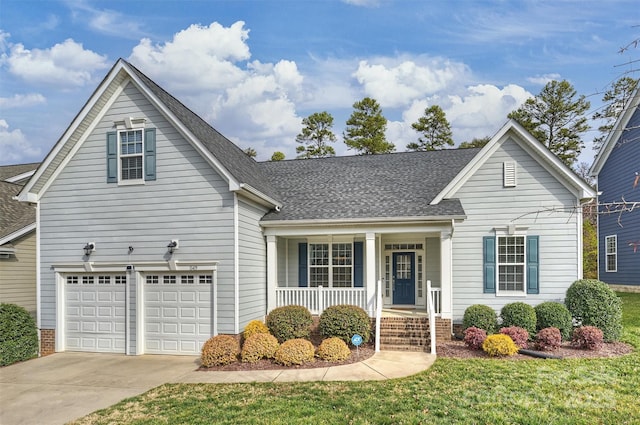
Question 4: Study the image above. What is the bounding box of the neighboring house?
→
[17,59,594,356]
[0,163,39,318]
[590,86,640,288]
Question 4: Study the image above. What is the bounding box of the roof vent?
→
[503,161,517,187]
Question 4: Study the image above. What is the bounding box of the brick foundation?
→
[434,318,453,342]
[40,329,55,356]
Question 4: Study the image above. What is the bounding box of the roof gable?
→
[590,85,640,176]
[18,59,280,206]
[431,120,595,203]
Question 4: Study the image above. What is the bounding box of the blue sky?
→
[0,0,638,166]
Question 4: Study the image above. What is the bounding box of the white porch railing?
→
[430,287,442,316]
[275,286,367,315]
[426,280,436,355]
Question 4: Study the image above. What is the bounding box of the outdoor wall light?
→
[84,242,95,256]
[167,240,179,254]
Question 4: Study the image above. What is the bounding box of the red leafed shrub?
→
[571,326,604,350]
[463,326,487,350]
[535,327,562,351]
[500,326,529,349]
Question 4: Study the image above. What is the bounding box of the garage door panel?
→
[144,274,213,355]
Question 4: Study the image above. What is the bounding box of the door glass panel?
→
[396,254,412,279]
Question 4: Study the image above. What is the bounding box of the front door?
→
[392,252,415,304]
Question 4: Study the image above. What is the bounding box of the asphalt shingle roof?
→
[259,148,481,222]
[125,60,280,203]
[0,163,38,240]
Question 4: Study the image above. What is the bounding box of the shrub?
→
[463,326,487,350]
[571,326,604,350]
[319,304,371,345]
[243,320,270,340]
[462,304,498,334]
[482,334,519,357]
[565,279,622,341]
[266,305,313,342]
[534,302,573,340]
[274,338,315,366]
[535,327,562,351]
[500,326,529,349]
[500,302,537,338]
[241,333,279,363]
[201,335,240,367]
[0,303,38,366]
[316,337,351,362]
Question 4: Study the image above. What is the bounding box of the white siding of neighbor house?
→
[451,137,580,320]
[38,81,236,339]
[0,232,37,318]
[237,197,269,329]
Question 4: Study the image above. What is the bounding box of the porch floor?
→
[381,308,429,318]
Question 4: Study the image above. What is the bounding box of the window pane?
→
[121,156,143,180]
[332,267,352,287]
[499,265,524,291]
[332,243,352,266]
[310,244,329,266]
[309,267,328,287]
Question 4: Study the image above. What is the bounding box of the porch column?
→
[266,235,277,314]
[365,232,376,316]
[440,230,453,319]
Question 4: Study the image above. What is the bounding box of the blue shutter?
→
[526,236,539,294]
[298,243,308,287]
[483,236,496,293]
[353,241,363,287]
[144,128,156,181]
[106,131,117,183]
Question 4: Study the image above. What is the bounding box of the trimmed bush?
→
[463,326,487,350]
[462,304,498,334]
[0,303,38,366]
[565,279,622,342]
[201,335,240,367]
[316,337,351,362]
[266,305,313,342]
[500,302,537,338]
[482,334,519,357]
[241,333,279,363]
[571,326,604,350]
[535,327,562,351]
[243,320,270,340]
[319,304,371,345]
[534,302,573,340]
[500,326,529,349]
[274,338,315,366]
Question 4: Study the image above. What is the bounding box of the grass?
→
[71,293,640,425]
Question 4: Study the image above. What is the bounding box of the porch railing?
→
[275,286,367,315]
[426,280,436,354]
[430,287,442,316]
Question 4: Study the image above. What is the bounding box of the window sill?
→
[117,179,146,186]
[495,291,527,297]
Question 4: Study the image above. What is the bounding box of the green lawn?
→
[72,293,640,425]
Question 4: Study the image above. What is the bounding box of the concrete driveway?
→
[0,352,199,425]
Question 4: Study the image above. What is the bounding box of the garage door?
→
[65,274,126,353]
[144,273,213,354]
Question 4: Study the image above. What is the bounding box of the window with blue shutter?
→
[353,241,363,287]
[298,243,308,287]
[526,236,539,294]
[144,128,156,181]
[483,236,496,293]
[106,132,118,183]
[107,127,156,182]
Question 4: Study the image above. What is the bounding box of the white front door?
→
[144,273,213,355]
[65,274,126,353]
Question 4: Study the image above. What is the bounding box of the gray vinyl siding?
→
[0,231,37,318]
[276,237,287,285]
[38,81,235,338]
[451,137,580,320]
[425,237,441,288]
[237,197,269,329]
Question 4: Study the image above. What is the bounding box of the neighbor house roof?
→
[0,163,39,184]
[0,164,38,243]
[259,148,481,222]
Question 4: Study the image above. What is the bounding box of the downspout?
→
[36,202,42,354]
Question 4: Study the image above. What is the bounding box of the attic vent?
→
[503,161,517,187]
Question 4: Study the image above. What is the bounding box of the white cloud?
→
[341,0,381,6]
[0,93,46,108]
[0,120,41,163]
[527,73,561,85]
[4,38,109,87]
[353,57,469,108]
[67,0,146,39]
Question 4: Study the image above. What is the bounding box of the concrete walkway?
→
[0,351,436,425]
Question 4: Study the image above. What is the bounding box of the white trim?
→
[605,234,618,272]
[495,233,527,296]
[266,235,277,313]
[55,272,65,352]
[577,199,584,279]
[263,222,457,237]
[262,216,466,230]
[136,270,144,355]
[0,223,36,246]
[36,204,41,344]
[365,233,376,316]
[51,261,217,273]
[590,85,640,176]
[5,169,36,183]
[439,230,452,319]
[430,120,595,204]
[233,192,239,334]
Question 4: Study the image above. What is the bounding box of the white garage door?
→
[144,273,213,355]
[65,274,126,353]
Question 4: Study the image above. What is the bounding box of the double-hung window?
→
[120,130,143,181]
[605,235,617,272]
[483,233,539,295]
[497,236,525,292]
[308,242,353,287]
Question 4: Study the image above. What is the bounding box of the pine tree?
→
[344,97,394,154]
[295,112,337,158]
[407,105,454,151]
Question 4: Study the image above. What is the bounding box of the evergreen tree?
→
[270,151,285,161]
[592,77,638,151]
[244,147,257,158]
[407,105,454,151]
[344,97,394,154]
[459,136,491,149]
[296,111,337,158]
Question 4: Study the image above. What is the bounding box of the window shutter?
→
[526,236,539,294]
[298,243,308,287]
[483,236,496,293]
[144,128,156,181]
[353,241,363,287]
[106,131,117,183]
